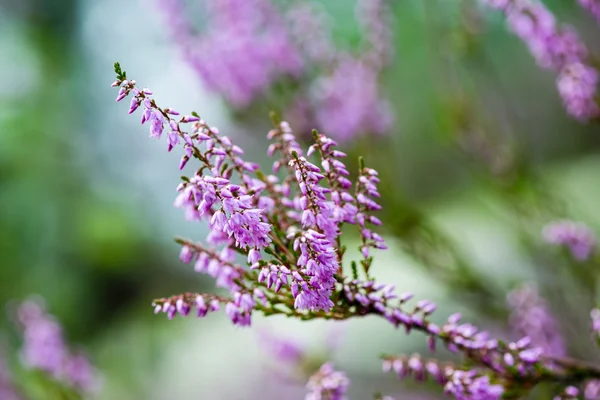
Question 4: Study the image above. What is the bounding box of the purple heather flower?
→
[181,243,245,294]
[154,294,230,322]
[507,283,566,357]
[305,362,349,400]
[257,329,304,366]
[578,0,600,24]
[543,220,596,261]
[444,369,504,400]
[17,299,98,393]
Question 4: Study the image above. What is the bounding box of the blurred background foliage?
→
[0,0,600,399]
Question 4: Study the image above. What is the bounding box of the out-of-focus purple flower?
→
[543,220,596,261]
[481,0,600,121]
[578,0,600,24]
[311,56,394,142]
[444,369,504,400]
[507,283,566,357]
[259,322,347,368]
[63,353,98,392]
[156,0,395,142]
[591,308,600,337]
[585,379,600,400]
[17,299,99,393]
[305,362,349,400]
[554,385,581,400]
[557,62,600,121]
[258,329,304,366]
[18,300,69,380]
[286,2,335,65]
[356,0,394,69]
[159,0,303,108]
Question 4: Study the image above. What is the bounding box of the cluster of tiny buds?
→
[383,355,505,400]
[305,362,350,400]
[153,293,224,321]
[256,263,293,292]
[444,369,504,400]
[382,355,450,385]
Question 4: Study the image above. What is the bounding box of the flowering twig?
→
[112,62,600,399]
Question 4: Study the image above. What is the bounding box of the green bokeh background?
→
[1,0,600,398]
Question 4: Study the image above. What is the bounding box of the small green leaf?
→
[312,129,319,141]
[269,110,280,125]
[351,261,358,280]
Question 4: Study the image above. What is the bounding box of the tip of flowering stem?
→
[173,237,187,246]
[269,110,280,125]
[114,61,126,80]
[191,111,200,119]
[358,156,365,170]
[255,169,266,181]
[311,129,319,141]
[351,261,359,280]
[291,150,299,159]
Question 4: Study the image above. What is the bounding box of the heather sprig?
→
[113,63,600,398]
[15,299,98,394]
[113,62,388,317]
